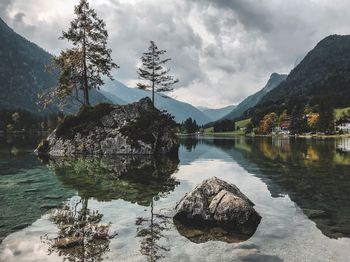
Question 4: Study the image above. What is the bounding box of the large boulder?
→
[174,177,261,242]
[36,98,179,156]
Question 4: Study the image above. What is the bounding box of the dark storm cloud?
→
[184,0,350,106]
[198,0,274,32]
[93,0,205,87]
[1,0,350,107]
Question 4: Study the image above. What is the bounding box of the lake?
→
[0,134,349,261]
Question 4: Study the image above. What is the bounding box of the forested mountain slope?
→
[259,35,350,107]
[0,17,109,113]
[221,73,287,121]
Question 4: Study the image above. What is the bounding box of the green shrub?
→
[56,103,114,139]
[120,109,177,149]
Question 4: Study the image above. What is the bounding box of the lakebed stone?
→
[174,177,261,242]
[174,220,253,243]
[36,98,179,156]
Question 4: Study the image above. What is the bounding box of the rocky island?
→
[36,98,179,156]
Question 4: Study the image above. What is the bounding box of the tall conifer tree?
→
[317,99,334,133]
[137,41,178,106]
[47,0,118,107]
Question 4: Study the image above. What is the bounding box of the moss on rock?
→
[119,109,177,150]
[56,103,115,139]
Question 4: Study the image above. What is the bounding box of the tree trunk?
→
[152,51,155,107]
[83,61,89,106]
[81,198,88,261]
[82,9,89,106]
[152,82,155,107]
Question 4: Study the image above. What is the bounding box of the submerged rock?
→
[36,98,179,156]
[174,177,261,242]
[174,220,253,243]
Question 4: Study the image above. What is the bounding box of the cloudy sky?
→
[1,0,350,108]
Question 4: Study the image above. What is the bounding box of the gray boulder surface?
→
[36,97,179,156]
[174,177,261,240]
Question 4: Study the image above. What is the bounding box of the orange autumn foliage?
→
[259,112,277,134]
[307,112,319,130]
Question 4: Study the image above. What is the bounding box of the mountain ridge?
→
[258,34,350,107]
[100,80,212,125]
[200,105,237,121]
[220,73,287,121]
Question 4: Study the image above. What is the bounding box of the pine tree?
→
[289,104,307,135]
[317,99,334,134]
[183,117,199,134]
[137,41,178,106]
[44,0,118,107]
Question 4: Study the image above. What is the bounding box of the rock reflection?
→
[40,154,180,206]
[42,198,112,262]
[173,220,255,244]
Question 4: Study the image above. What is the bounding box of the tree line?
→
[244,98,337,135]
[0,109,63,133]
[180,118,199,134]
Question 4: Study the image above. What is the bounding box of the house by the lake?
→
[336,123,350,133]
[273,118,291,134]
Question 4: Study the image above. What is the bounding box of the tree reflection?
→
[180,136,198,152]
[42,198,112,262]
[136,199,171,262]
[39,154,180,260]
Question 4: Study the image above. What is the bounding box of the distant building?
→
[336,123,350,133]
[280,118,291,131]
[273,126,282,133]
[272,118,291,134]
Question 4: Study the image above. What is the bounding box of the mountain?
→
[259,35,350,107]
[97,89,126,105]
[62,89,112,114]
[100,80,211,125]
[220,73,287,121]
[0,17,57,112]
[199,105,236,121]
[0,17,110,114]
[0,18,208,123]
